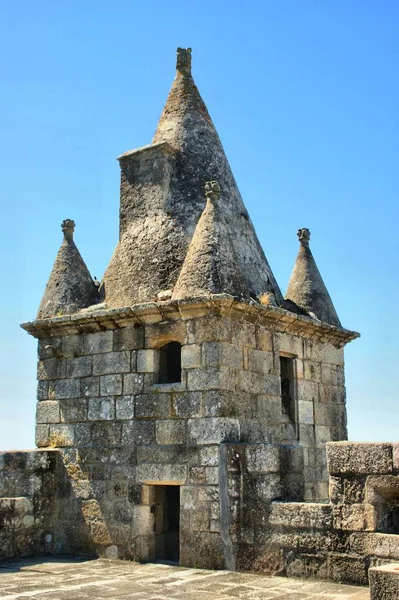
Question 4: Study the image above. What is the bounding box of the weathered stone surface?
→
[181,344,202,369]
[80,376,100,398]
[333,504,376,532]
[137,349,158,373]
[66,356,92,378]
[123,373,144,395]
[59,398,87,423]
[38,358,66,381]
[269,502,332,529]
[113,326,144,351]
[36,401,60,424]
[88,397,115,421]
[327,442,393,475]
[50,379,80,399]
[187,367,235,391]
[122,421,155,445]
[100,374,123,396]
[203,342,243,369]
[84,331,113,355]
[328,553,368,586]
[172,392,202,418]
[93,352,130,375]
[187,417,239,444]
[245,444,281,473]
[369,563,399,600]
[115,396,135,420]
[156,420,186,445]
[49,424,74,447]
[135,394,171,418]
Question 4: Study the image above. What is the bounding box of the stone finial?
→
[205,180,220,202]
[176,47,192,74]
[297,228,310,246]
[61,219,75,240]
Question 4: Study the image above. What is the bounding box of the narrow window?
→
[280,356,296,424]
[158,342,181,384]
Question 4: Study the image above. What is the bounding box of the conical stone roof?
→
[37,220,98,319]
[285,228,341,327]
[172,181,248,300]
[102,48,283,308]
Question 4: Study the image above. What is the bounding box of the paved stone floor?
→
[0,558,370,600]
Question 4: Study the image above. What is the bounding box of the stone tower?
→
[21,48,359,568]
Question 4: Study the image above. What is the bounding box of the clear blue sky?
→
[0,1,398,450]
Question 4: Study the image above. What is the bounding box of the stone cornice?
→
[21,295,360,348]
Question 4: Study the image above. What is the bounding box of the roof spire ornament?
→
[176,47,192,74]
[297,227,310,246]
[61,218,75,239]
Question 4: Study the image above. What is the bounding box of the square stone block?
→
[137,349,159,373]
[80,376,99,398]
[83,331,113,355]
[298,400,314,425]
[172,391,202,418]
[38,358,66,380]
[59,398,87,423]
[181,344,202,369]
[327,442,393,475]
[50,379,80,399]
[188,417,239,445]
[116,396,135,420]
[113,326,144,351]
[88,397,115,421]
[156,420,186,445]
[93,351,130,375]
[135,394,171,418]
[203,342,242,369]
[49,424,74,447]
[100,374,123,396]
[66,356,92,378]
[36,401,60,424]
[123,373,144,395]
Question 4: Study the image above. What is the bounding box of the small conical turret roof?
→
[285,228,341,327]
[37,219,98,319]
[172,181,248,300]
[102,48,283,308]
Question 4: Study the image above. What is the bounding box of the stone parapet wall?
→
[232,442,399,585]
[0,450,58,561]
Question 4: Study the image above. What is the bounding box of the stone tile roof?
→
[285,228,341,328]
[36,220,98,319]
[102,47,283,308]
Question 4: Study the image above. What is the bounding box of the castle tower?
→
[22,48,359,568]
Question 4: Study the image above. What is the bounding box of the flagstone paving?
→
[0,558,369,600]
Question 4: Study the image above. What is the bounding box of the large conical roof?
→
[102,48,283,308]
[285,228,341,327]
[37,220,98,319]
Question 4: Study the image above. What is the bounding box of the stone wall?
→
[8,309,348,564]
[0,449,94,561]
[230,442,399,585]
[0,450,58,560]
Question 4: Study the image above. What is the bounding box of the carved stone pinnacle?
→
[61,219,75,239]
[297,228,310,246]
[176,48,192,73]
[205,180,221,201]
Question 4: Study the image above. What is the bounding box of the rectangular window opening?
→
[280,356,298,435]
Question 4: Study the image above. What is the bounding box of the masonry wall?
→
[228,442,399,585]
[30,312,347,562]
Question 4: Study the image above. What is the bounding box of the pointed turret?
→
[172,181,248,300]
[285,228,341,327]
[37,220,98,319]
[102,48,283,308]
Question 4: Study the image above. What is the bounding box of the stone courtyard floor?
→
[0,558,369,600]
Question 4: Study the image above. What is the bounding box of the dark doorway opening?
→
[158,342,182,384]
[152,485,180,563]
